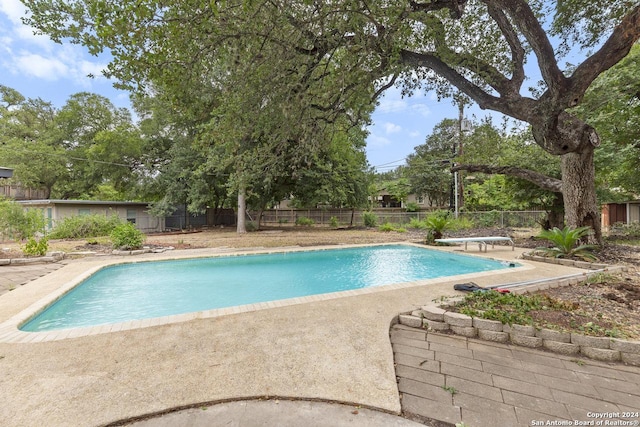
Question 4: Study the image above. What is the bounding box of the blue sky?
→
[0,0,483,172]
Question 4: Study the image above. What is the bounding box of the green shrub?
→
[329,216,339,228]
[425,211,453,240]
[378,222,395,232]
[363,211,377,227]
[378,222,407,233]
[535,226,597,261]
[475,210,501,228]
[245,221,258,231]
[49,214,122,239]
[22,237,49,257]
[405,202,420,212]
[0,198,45,240]
[295,216,315,226]
[110,222,145,250]
[449,216,475,231]
[408,218,428,229]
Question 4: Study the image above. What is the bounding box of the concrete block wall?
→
[399,306,640,366]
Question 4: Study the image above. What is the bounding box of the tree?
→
[405,119,459,208]
[454,120,565,227]
[54,93,144,199]
[572,44,640,201]
[23,0,640,242]
[288,124,372,213]
[0,86,68,198]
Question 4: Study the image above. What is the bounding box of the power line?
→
[0,147,133,168]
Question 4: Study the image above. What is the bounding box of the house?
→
[17,200,165,233]
[0,167,13,179]
[371,190,440,209]
[601,201,640,230]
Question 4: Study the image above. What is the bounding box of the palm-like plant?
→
[425,214,453,242]
[536,226,598,261]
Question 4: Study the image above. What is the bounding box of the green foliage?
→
[425,210,453,240]
[473,210,501,228]
[459,121,562,213]
[455,292,576,326]
[572,45,640,200]
[22,237,49,257]
[449,216,475,231]
[362,211,377,227]
[49,214,123,239]
[295,216,315,226]
[405,202,420,212]
[378,222,407,233]
[0,199,45,240]
[329,216,339,228]
[110,222,145,250]
[0,87,143,201]
[405,119,457,208]
[574,321,623,338]
[442,385,457,395]
[536,226,598,261]
[408,218,428,230]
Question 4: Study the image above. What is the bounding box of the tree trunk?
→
[543,193,565,230]
[237,186,247,234]
[561,148,602,244]
[256,208,264,231]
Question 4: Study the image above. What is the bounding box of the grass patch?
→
[378,222,407,233]
[453,291,576,326]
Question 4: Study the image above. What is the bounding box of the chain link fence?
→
[256,208,546,229]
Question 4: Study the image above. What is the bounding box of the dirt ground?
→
[2,225,639,338]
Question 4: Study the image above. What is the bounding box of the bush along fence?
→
[255,209,546,229]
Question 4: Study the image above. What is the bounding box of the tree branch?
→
[567,5,640,106]
[488,0,565,93]
[485,4,526,92]
[410,0,467,18]
[452,163,563,193]
[399,49,535,120]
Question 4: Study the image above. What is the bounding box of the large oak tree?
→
[22,0,640,241]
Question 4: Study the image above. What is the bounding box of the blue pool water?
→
[21,245,513,332]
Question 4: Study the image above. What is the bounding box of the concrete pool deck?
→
[0,243,632,426]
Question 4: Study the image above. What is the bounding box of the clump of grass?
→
[295,216,315,226]
[442,385,457,395]
[378,222,407,233]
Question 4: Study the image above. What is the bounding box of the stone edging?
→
[0,251,65,266]
[0,247,175,266]
[398,306,640,366]
[521,252,610,270]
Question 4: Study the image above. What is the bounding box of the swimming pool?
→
[21,244,515,332]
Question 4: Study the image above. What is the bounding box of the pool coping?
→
[0,242,534,343]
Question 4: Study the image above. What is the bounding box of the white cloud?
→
[0,0,25,24]
[14,52,68,79]
[409,131,421,138]
[368,134,392,147]
[377,98,408,114]
[0,1,108,85]
[384,122,402,134]
[412,103,431,117]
